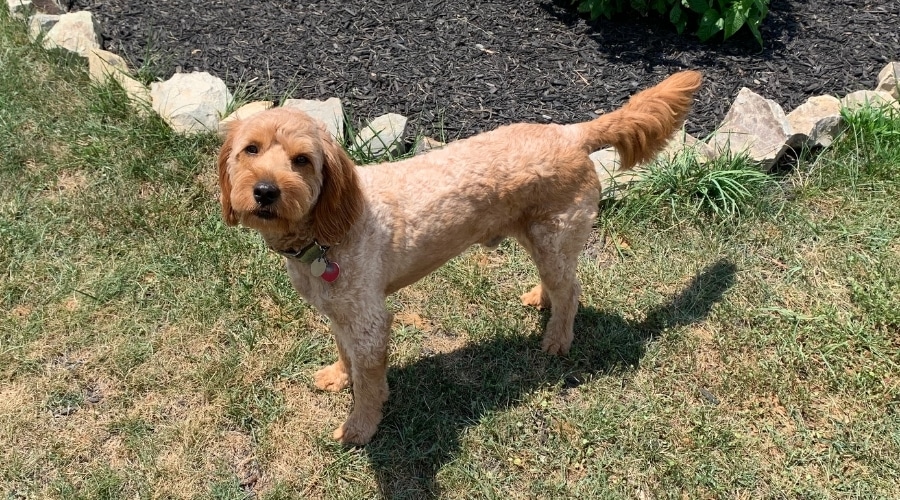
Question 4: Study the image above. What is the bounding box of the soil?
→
[70,0,899,140]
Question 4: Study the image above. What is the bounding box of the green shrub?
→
[572,0,770,46]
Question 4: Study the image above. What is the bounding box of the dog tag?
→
[321,261,340,282]
[310,258,327,277]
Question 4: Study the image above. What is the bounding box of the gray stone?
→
[43,11,100,57]
[87,48,151,109]
[875,62,899,99]
[354,113,408,159]
[710,87,791,169]
[786,95,843,149]
[150,72,232,135]
[27,13,59,40]
[841,90,900,111]
[282,97,344,140]
[219,101,274,136]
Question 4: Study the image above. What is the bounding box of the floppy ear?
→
[311,134,363,245]
[217,126,238,226]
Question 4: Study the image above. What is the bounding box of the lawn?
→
[1,9,898,499]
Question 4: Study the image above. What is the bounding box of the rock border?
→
[12,2,900,186]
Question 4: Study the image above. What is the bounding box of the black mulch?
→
[70,0,899,140]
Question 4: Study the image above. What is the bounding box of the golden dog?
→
[218,71,702,445]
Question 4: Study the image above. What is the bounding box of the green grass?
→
[2,8,899,499]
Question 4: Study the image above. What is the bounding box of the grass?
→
[2,8,899,499]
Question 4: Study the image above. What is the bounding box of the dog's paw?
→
[520,284,550,309]
[541,336,572,356]
[333,419,378,446]
[314,362,351,392]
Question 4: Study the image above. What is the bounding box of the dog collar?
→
[274,241,341,282]
[275,240,326,264]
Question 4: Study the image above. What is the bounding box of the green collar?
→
[275,240,328,263]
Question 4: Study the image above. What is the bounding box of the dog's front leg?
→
[331,308,391,445]
[314,332,352,392]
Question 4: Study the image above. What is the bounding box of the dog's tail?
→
[575,71,702,170]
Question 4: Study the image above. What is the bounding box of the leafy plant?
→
[573,0,770,46]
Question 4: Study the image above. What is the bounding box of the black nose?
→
[253,182,281,206]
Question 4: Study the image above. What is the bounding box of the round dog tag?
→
[310,258,327,277]
[321,261,340,282]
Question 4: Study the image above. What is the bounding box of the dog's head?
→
[218,108,362,245]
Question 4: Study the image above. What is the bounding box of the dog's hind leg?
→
[516,205,595,355]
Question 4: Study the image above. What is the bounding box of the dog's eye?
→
[244,144,259,155]
[292,155,310,167]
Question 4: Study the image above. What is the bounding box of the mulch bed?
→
[71,0,899,140]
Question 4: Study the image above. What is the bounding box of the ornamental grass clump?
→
[612,147,776,221]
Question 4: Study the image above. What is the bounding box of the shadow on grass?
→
[364,258,737,498]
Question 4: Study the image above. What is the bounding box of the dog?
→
[218,71,702,445]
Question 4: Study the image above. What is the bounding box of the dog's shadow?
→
[361,259,737,498]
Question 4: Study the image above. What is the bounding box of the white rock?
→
[282,97,344,140]
[413,136,445,155]
[218,101,274,136]
[150,72,232,135]
[840,90,900,111]
[657,131,713,164]
[354,113,408,159]
[43,11,100,57]
[590,147,641,200]
[875,62,899,99]
[87,48,129,82]
[33,0,64,13]
[710,87,792,169]
[591,131,708,177]
[28,13,59,40]
[7,0,31,18]
[591,147,621,175]
[786,95,843,149]
[88,49,151,109]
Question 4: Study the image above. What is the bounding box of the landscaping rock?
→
[87,47,128,81]
[786,95,843,149]
[658,132,713,164]
[591,147,621,175]
[282,97,344,140]
[87,48,151,108]
[150,72,231,135]
[840,90,900,111]
[219,101,274,136]
[6,0,31,18]
[32,0,63,14]
[413,136,445,155]
[875,62,899,99]
[354,113,407,159]
[43,10,100,57]
[590,147,641,200]
[27,12,59,40]
[711,88,792,169]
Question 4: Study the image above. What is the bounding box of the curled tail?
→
[576,71,703,170]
